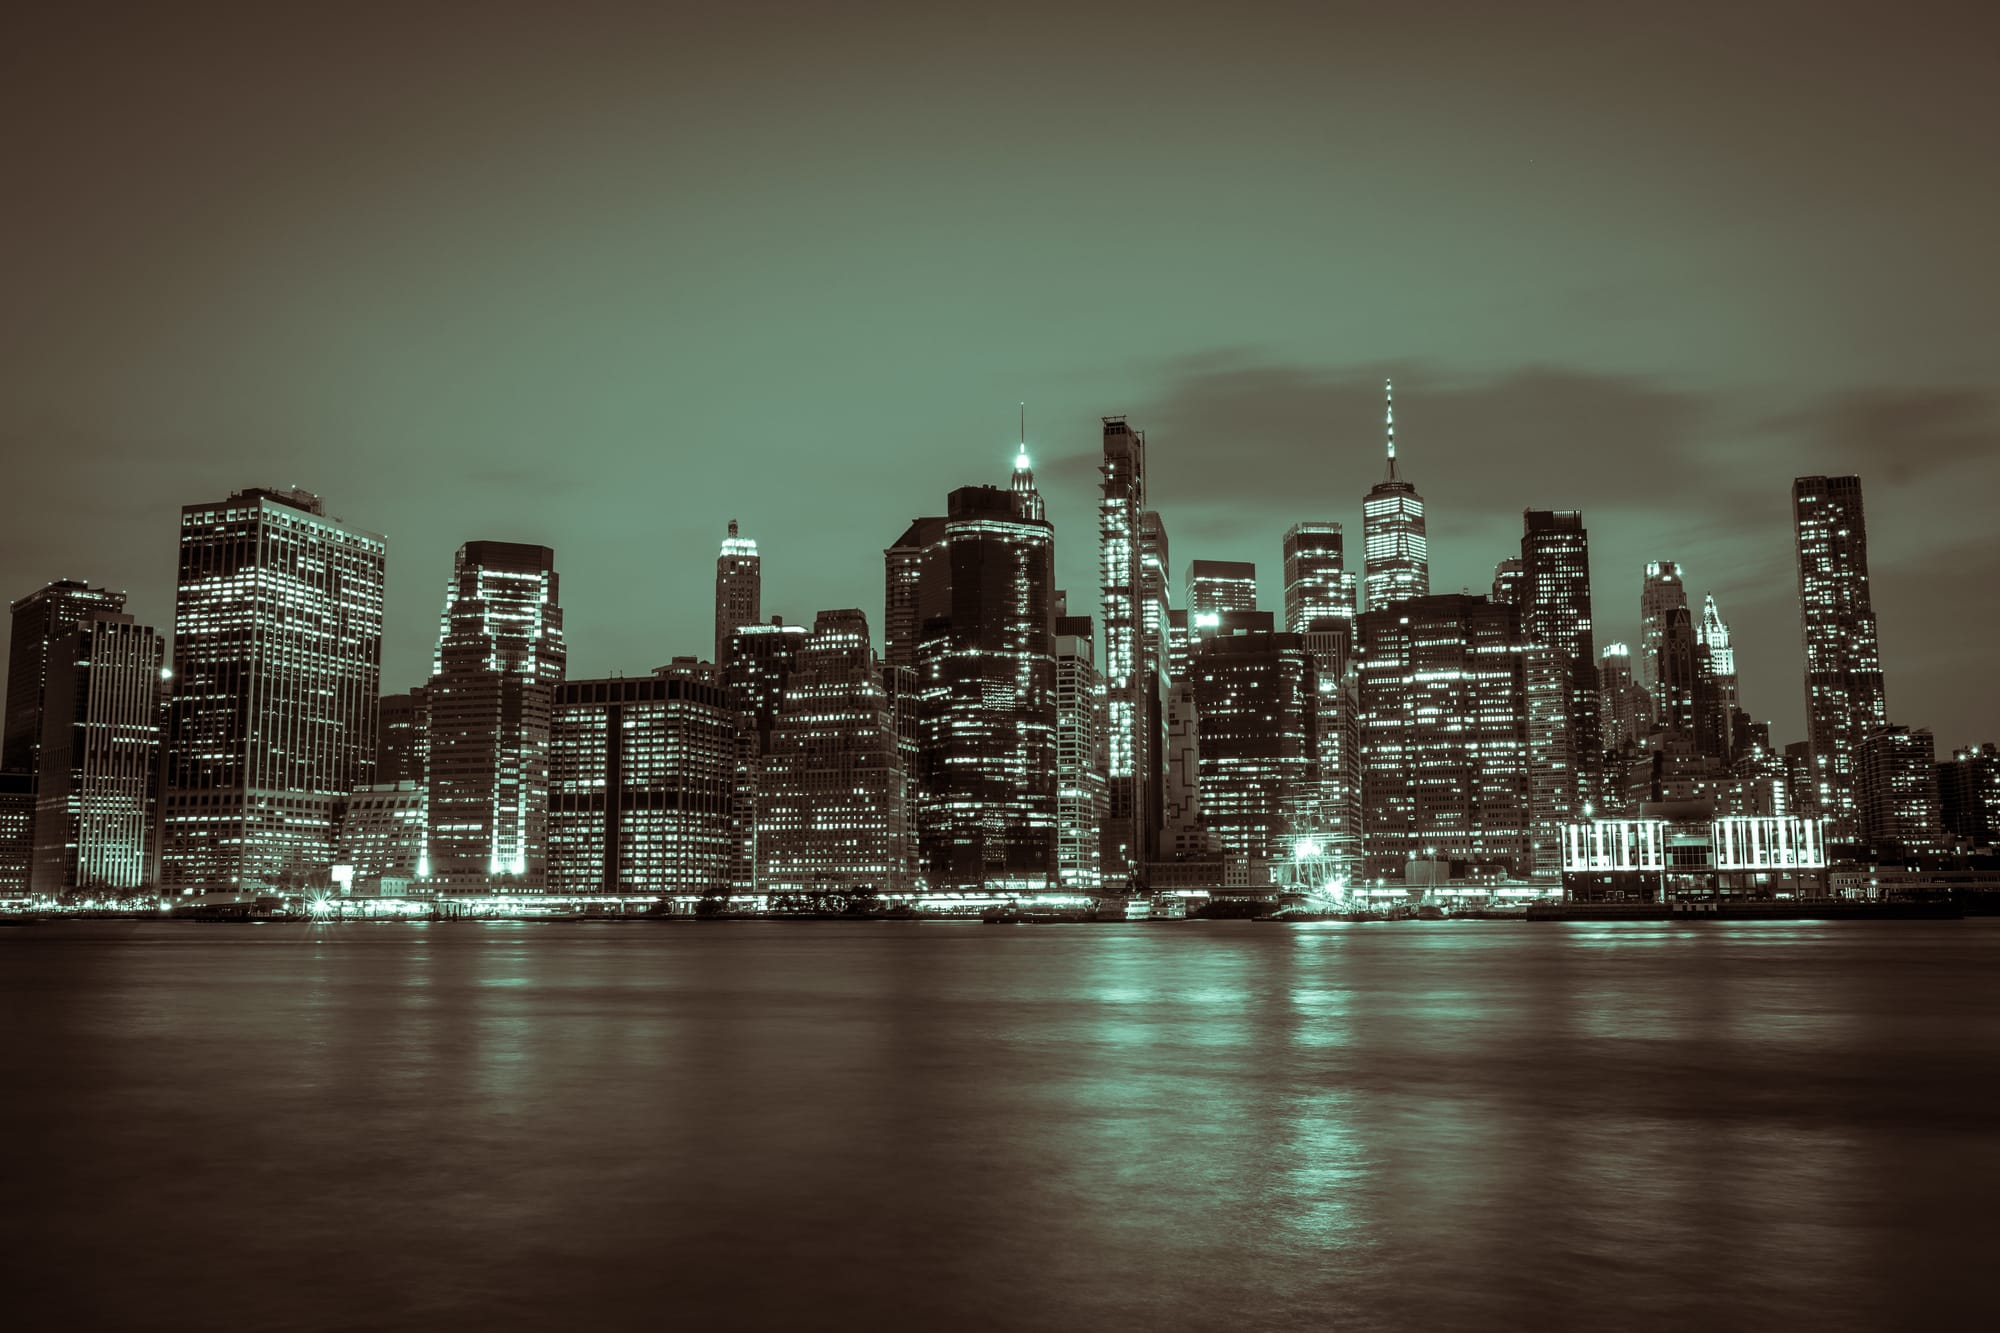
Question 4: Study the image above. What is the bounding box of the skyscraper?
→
[1793,475,1888,829]
[162,487,385,892]
[1300,616,1361,871]
[1361,380,1429,611]
[1599,643,1653,752]
[1856,725,1943,859]
[30,613,165,893]
[1282,522,1358,633]
[1187,614,1318,862]
[914,483,1057,889]
[1054,611,1107,890]
[5,579,129,779]
[1938,744,1998,848]
[884,516,945,669]
[1520,509,1600,841]
[720,619,808,891]
[1699,593,1741,756]
[1490,558,1525,609]
[1186,559,1257,643]
[1357,594,1529,877]
[714,519,761,665]
[1639,561,1687,704]
[759,609,911,894]
[1100,416,1160,882]
[375,688,428,787]
[426,541,565,887]
[549,667,737,896]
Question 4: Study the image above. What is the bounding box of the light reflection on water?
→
[3,919,1995,1331]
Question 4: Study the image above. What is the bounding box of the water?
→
[3,920,1994,1331]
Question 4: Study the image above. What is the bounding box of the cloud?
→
[1768,387,2000,485]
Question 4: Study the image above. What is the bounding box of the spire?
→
[1011,401,1044,521]
[1015,401,1030,471]
[1384,377,1398,481]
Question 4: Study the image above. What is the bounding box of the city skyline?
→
[4,4,1996,752]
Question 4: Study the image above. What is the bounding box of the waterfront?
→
[3,921,1995,1331]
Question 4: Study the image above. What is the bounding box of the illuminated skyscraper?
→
[1938,744,1999,848]
[884,516,945,669]
[1699,593,1741,756]
[1099,416,1160,882]
[714,519,761,665]
[1639,561,1687,704]
[1186,559,1257,643]
[1520,509,1600,840]
[162,487,385,892]
[30,613,165,893]
[720,619,808,890]
[1140,511,1172,674]
[1361,380,1429,611]
[1165,609,1194,683]
[549,667,737,896]
[1188,614,1317,862]
[1010,411,1046,523]
[757,609,911,894]
[1599,643,1653,751]
[1054,610,1107,890]
[1282,522,1357,633]
[0,773,36,895]
[914,483,1057,889]
[6,579,129,781]
[1793,475,1888,829]
[1357,594,1529,877]
[1300,616,1361,870]
[426,541,565,887]
[1856,725,1943,859]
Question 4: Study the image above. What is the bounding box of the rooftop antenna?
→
[1384,378,1398,480]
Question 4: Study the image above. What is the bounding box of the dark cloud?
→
[1769,388,2000,485]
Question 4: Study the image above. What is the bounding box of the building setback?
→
[714,520,762,666]
[549,669,736,896]
[1357,594,1529,878]
[426,541,565,886]
[162,488,385,892]
[1793,475,1888,832]
[30,613,165,893]
[757,609,910,894]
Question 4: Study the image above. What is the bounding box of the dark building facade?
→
[1793,475,1888,831]
[1856,725,1943,859]
[375,687,429,787]
[1099,416,1161,882]
[5,579,129,781]
[720,620,808,891]
[1188,615,1318,862]
[714,520,761,665]
[1938,744,1998,848]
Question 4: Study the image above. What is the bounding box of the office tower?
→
[1010,423,1046,522]
[1161,680,1210,858]
[162,488,385,892]
[5,580,129,779]
[1186,560,1258,643]
[29,613,165,893]
[376,688,429,786]
[1520,509,1601,831]
[1599,644,1652,751]
[1698,593,1741,757]
[1782,740,1816,818]
[1938,744,1998,847]
[1856,726,1943,859]
[1166,609,1194,683]
[1362,380,1429,611]
[913,484,1057,889]
[758,609,910,894]
[1187,613,1317,861]
[1490,558,1525,608]
[1054,612,1107,890]
[714,520,762,665]
[334,784,426,887]
[720,620,808,890]
[1300,617,1361,871]
[1357,594,1529,877]
[549,668,737,896]
[426,541,565,887]
[1100,416,1160,881]
[1639,561,1687,703]
[884,516,945,669]
[1653,604,1722,754]
[1793,475,1889,829]
[1283,522,1357,633]
[1521,645,1576,878]
[0,773,32,896]
[1140,512,1171,671]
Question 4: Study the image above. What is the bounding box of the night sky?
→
[4,2,1996,747]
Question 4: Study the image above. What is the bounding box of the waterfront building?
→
[1639,561,1687,704]
[30,613,165,893]
[549,669,737,895]
[1160,679,1210,859]
[1856,726,1944,859]
[1300,616,1361,871]
[1186,559,1257,643]
[376,688,428,787]
[759,609,910,894]
[1938,744,1998,848]
[1523,644,1577,879]
[1054,611,1107,890]
[914,483,1057,889]
[0,772,31,896]
[426,541,565,888]
[1187,613,1317,862]
[1100,416,1161,880]
[1282,522,1357,633]
[720,620,808,890]
[1357,594,1529,878]
[5,579,128,780]
[334,782,426,887]
[1562,804,1827,901]
[1361,380,1428,611]
[161,488,385,892]
[714,520,762,666]
[1793,475,1888,831]
[1520,509,1601,852]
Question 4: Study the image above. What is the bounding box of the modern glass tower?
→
[1187,614,1318,862]
[720,619,808,891]
[1186,559,1257,642]
[1361,380,1428,611]
[1054,610,1107,890]
[30,612,165,893]
[714,520,761,666]
[162,488,385,892]
[1282,522,1357,633]
[1792,475,1888,829]
[426,541,565,887]
[1099,416,1159,882]
[1519,509,1600,844]
[5,579,129,779]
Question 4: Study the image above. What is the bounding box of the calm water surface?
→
[3,920,1995,1331]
